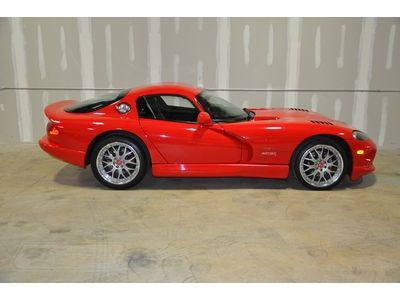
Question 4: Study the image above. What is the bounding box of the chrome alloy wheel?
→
[96,142,140,185]
[299,144,344,188]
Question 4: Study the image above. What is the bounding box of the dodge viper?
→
[39,83,376,190]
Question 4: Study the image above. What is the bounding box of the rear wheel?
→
[90,137,146,189]
[294,138,347,190]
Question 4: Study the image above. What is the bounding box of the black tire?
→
[293,137,348,190]
[90,136,147,189]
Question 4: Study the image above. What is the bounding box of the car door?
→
[136,94,242,164]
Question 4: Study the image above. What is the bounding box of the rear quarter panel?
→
[45,97,167,166]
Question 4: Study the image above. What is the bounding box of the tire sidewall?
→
[90,137,147,189]
[293,138,348,190]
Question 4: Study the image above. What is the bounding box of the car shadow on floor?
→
[53,164,377,191]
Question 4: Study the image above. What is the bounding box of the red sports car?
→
[39,83,376,190]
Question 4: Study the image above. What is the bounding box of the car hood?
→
[249,107,335,122]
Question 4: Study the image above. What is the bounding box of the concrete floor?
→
[0,144,399,282]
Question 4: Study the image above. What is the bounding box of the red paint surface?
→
[39,83,376,182]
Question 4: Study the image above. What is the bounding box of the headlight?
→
[353,130,369,141]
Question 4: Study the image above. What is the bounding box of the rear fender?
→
[85,130,167,166]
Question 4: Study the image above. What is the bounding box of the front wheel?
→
[90,137,147,189]
[294,139,348,190]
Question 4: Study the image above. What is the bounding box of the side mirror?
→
[197,111,212,126]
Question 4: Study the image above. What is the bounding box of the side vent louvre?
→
[289,108,309,112]
[310,120,333,125]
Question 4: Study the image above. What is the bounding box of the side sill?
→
[152,163,289,179]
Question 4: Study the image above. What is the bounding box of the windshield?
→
[65,89,129,113]
[196,91,248,122]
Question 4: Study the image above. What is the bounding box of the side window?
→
[136,95,198,123]
[160,95,194,108]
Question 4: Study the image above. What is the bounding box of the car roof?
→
[129,83,203,97]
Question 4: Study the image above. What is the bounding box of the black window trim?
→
[142,96,157,119]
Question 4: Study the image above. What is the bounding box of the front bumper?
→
[39,135,86,168]
[348,138,377,181]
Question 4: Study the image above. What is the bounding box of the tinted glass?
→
[65,89,129,113]
[196,91,248,122]
[136,94,198,122]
